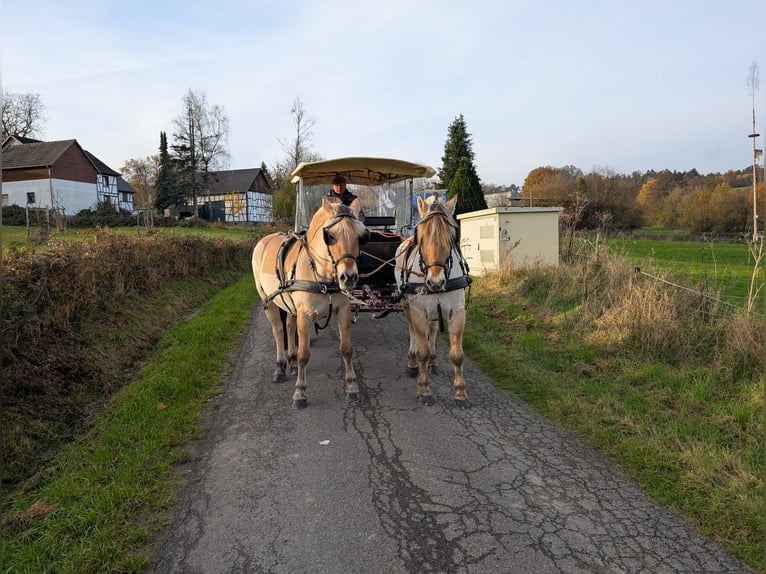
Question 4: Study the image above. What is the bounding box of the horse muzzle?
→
[335,254,360,291]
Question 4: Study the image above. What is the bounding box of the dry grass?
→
[466,250,764,569]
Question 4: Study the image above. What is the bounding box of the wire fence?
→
[633,266,763,318]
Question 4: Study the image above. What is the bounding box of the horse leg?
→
[449,307,469,409]
[412,312,434,405]
[403,306,419,378]
[292,312,313,409]
[264,303,287,383]
[285,311,298,375]
[336,303,359,402]
[427,319,439,375]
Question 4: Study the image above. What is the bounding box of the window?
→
[2,194,8,206]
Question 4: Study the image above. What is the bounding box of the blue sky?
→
[2,0,764,186]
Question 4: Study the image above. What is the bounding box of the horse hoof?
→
[419,395,434,406]
[289,367,298,376]
[273,373,286,383]
[455,399,471,410]
[346,392,360,402]
[291,399,307,409]
[406,367,419,378]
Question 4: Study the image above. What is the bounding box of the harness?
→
[262,208,366,329]
[396,209,473,331]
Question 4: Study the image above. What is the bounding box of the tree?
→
[1,90,46,138]
[121,155,159,213]
[522,165,580,207]
[448,156,486,215]
[272,96,321,190]
[171,89,230,215]
[271,96,321,221]
[438,114,476,190]
[155,131,181,211]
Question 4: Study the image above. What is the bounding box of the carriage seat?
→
[363,215,396,230]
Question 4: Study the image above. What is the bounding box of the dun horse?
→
[395,195,472,408]
[252,196,369,409]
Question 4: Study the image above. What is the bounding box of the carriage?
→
[291,157,439,316]
[252,156,471,408]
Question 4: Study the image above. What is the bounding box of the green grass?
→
[605,235,760,305]
[1,275,258,573]
[465,265,763,570]
[1,223,258,250]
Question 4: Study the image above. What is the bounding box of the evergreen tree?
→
[449,156,487,216]
[438,114,475,190]
[155,131,180,210]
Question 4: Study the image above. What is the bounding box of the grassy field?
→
[602,233,762,309]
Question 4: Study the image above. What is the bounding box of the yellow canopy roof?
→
[291,157,436,186]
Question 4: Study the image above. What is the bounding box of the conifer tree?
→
[449,156,487,216]
[155,131,180,210]
[438,114,475,190]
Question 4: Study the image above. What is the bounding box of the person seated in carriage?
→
[328,174,364,222]
[328,174,357,205]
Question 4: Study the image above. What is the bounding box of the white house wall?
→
[3,178,97,215]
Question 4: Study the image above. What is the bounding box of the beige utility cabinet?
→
[457,207,563,275]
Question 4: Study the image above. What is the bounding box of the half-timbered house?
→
[197,167,273,223]
[1,136,134,215]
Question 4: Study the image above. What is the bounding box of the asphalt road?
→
[148,306,753,574]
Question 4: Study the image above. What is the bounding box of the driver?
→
[328,174,357,206]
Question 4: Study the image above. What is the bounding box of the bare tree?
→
[171,89,230,215]
[1,90,46,138]
[273,96,320,187]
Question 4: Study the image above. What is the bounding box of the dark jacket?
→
[329,189,358,206]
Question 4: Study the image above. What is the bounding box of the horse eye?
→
[325,233,337,245]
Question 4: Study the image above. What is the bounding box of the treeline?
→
[519,165,764,234]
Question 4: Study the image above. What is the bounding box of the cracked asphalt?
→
[148,307,753,574]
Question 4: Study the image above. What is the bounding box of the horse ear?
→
[445,196,457,215]
[321,196,334,211]
[349,198,362,218]
[417,195,427,217]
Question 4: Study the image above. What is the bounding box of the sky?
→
[2,0,765,186]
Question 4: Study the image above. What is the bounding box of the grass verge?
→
[464,263,763,570]
[1,274,258,573]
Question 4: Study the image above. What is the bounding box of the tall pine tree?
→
[440,115,486,215]
[438,114,475,190]
[154,131,180,211]
[449,156,486,215]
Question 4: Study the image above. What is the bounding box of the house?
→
[196,167,273,223]
[1,136,134,215]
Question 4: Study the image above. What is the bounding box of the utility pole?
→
[747,62,760,242]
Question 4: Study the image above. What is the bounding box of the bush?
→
[2,205,30,225]
[69,204,137,227]
[1,229,261,488]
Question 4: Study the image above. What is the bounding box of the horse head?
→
[312,196,369,292]
[415,195,459,292]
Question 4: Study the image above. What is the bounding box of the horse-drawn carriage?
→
[291,157,440,316]
[252,157,472,409]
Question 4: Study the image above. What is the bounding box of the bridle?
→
[316,206,370,277]
[412,209,460,278]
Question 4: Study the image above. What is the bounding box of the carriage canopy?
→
[291,157,436,232]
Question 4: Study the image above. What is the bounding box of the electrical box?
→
[457,207,563,275]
